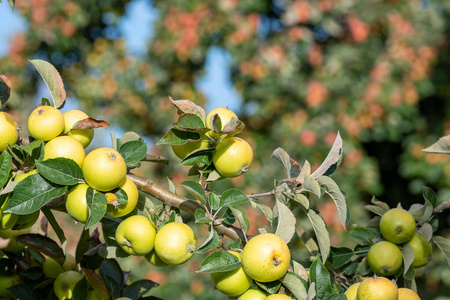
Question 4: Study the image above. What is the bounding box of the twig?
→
[433,199,450,214]
[127,173,247,243]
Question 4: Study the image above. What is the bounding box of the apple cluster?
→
[345,276,421,300]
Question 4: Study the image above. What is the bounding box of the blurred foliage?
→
[2,0,450,298]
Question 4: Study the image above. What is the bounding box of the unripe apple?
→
[28,106,65,141]
[65,183,91,223]
[53,271,84,300]
[238,288,266,300]
[380,208,416,244]
[44,136,86,167]
[115,215,156,256]
[154,222,196,265]
[357,277,398,300]
[63,110,94,148]
[105,177,139,218]
[406,232,432,268]
[205,107,238,139]
[367,241,402,276]
[0,111,18,151]
[213,137,253,178]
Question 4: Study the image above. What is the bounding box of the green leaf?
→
[0,151,12,188]
[174,114,206,131]
[419,199,434,225]
[301,176,321,197]
[229,206,250,235]
[101,259,125,296]
[282,272,308,300]
[271,147,291,178]
[36,158,83,185]
[41,206,67,252]
[7,0,15,12]
[196,226,220,254]
[308,282,316,300]
[296,160,311,184]
[119,131,143,143]
[20,139,44,158]
[249,198,274,224]
[180,181,207,204]
[180,148,212,168]
[119,140,148,165]
[15,233,65,263]
[422,186,437,207]
[72,277,90,300]
[98,246,130,258]
[169,96,206,121]
[274,199,296,244]
[433,235,450,266]
[197,250,241,273]
[5,173,67,214]
[311,132,343,178]
[208,192,220,211]
[157,129,200,145]
[422,135,450,154]
[293,194,310,211]
[329,247,354,269]
[349,227,377,243]
[364,205,386,217]
[402,244,415,275]
[307,210,331,262]
[419,222,433,242]
[310,258,333,300]
[228,238,242,251]
[124,279,159,299]
[85,188,107,229]
[298,229,319,256]
[29,59,66,108]
[317,176,348,229]
[194,208,211,224]
[255,280,281,295]
[0,74,11,106]
[220,189,248,207]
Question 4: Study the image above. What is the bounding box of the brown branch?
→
[127,173,247,243]
[433,199,450,214]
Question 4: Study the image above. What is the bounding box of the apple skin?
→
[0,111,18,151]
[53,271,84,300]
[82,148,127,192]
[44,135,86,167]
[238,288,266,300]
[105,177,139,218]
[172,139,210,160]
[380,208,416,244]
[0,275,14,297]
[210,251,253,297]
[43,257,65,279]
[406,232,432,268]
[241,233,290,282]
[398,287,420,300]
[213,137,253,178]
[205,107,238,139]
[63,110,94,148]
[367,240,403,276]
[154,222,196,265]
[28,106,65,141]
[0,197,18,230]
[65,183,91,223]
[266,294,292,299]
[344,282,360,300]
[144,249,168,267]
[115,215,156,256]
[356,277,398,300]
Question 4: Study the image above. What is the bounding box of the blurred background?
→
[1,0,450,299]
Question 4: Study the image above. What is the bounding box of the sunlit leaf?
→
[281,272,308,300]
[197,250,241,273]
[422,135,450,154]
[311,132,342,178]
[271,147,291,177]
[180,181,207,204]
[307,210,330,261]
[274,199,296,244]
[36,158,83,185]
[317,176,347,229]
[196,226,219,254]
[433,235,450,266]
[0,151,12,188]
[29,59,66,108]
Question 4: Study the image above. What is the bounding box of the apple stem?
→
[124,239,132,247]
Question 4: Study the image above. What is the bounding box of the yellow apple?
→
[65,183,91,223]
[154,222,196,265]
[241,233,290,282]
[212,137,253,178]
[105,177,139,218]
[398,287,420,300]
[28,106,65,141]
[345,282,361,300]
[367,241,402,276]
[115,215,156,256]
[357,277,398,300]
[172,139,210,160]
[44,136,86,167]
[63,110,94,148]
[0,111,18,151]
[205,107,238,139]
[266,294,292,299]
[238,288,266,300]
[144,249,168,267]
[82,148,127,192]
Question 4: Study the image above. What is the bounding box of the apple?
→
[356,277,398,300]
[0,197,18,230]
[14,169,38,182]
[238,288,266,300]
[205,107,238,139]
[115,215,156,256]
[12,210,40,230]
[380,208,416,244]
[144,249,168,267]
[172,139,210,160]
[63,110,94,148]
[87,289,102,300]
[154,222,196,265]
[53,271,84,300]
[367,241,402,276]
[82,148,127,192]
[0,275,14,298]
[44,136,86,167]
[241,233,290,282]
[212,137,253,178]
[43,257,65,279]
[210,251,253,297]
[345,282,361,300]
[28,106,65,141]
[398,287,420,300]
[105,177,139,218]
[406,232,432,268]
[0,111,18,151]
[266,294,292,299]
[65,183,91,223]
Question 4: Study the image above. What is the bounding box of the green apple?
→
[380,208,416,244]
[406,232,432,268]
[213,137,253,178]
[44,135,86,167]
[0,275,14,298]
[238,288,266,300]
[144,249,168,267]
[154,222,196,265]
[53,271,84,300]
[65,183,91,223]
[28,106,65,141]
[115,215,156,256]
[105,177,139,218]
[0,111,18,151]
[367,241,402,276]
[357,277,398,300]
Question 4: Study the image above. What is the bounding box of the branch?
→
[127,173,247,242]
[433,199,450,214]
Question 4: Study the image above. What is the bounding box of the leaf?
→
[349,227,377,242]
[169,96,206,121]
[419,222,433,242]
[292,260,309,282]
[310,258,333,300]
[197,250,241,273]
[274,199,296,244]
[0,74,12,106]
[220,189,248,207]
[281,272,308,300]
[249,198,274,224]
[36,158,83,185]
[255,280,281,295]
[422,135,450,153]
[296,160,311,184]
[15,233,64,263]
[208,192,220,211]
[41,206,67,252]
[98,246,130,259]
[308,282,316,300]
[196,226,220,254]
[124,279,159,299]
[194,208,211,224]
[221,117,245,136]
[419,199,434,225]
[119,141,148,165]
[433,235,450,266]
[174,114,207,131]
[307,210,330,261]
[329,247,354,269]
[297,229,319,256]
[157,129,200,145]
[29,59,66,108]
[311,132,343,178]
[100,259,125,296]
[71,117,109,130]
[422,186,437,207]
[20,139,44,157]
[72,277,90,300]
[292,194,310,211]
[180,148,212,168]
[180,181,207,204]
[271,147,291,177]
[402,244,415,275]
[364,205,386,217]
[7,0,15,12]
[229,206,250,234]
[228,238,242,250]
[0,151,12,188]
[317,176,348,229]
[85,188,107,229]
[301,176,321,197]
[5,173,67,214]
